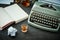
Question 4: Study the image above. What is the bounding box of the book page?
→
[0,7,14,30]
[4,4,28,23]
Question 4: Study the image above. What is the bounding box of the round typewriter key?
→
[32,16,34,18]
[39,15,41,17]
[37,15,39,17]
[33,19,35,21]
[41,15,43,18]
[45,20,48,22]
[46,22,49,25]
[39,21,42,23]
[40,15,42,18]
[53,21,55,23]
[49,23,50,25]
[37,17,39,19]
[45,15,47,18]
[43,19,46,21]
[55,25,58,27]
[52,24,57,28]
[48,16,50,19]
[49,16,52,20]
[40,17,41,19]
[52,24,55,26]
[43,16,46,19]
[48,17,51,20]
[35,17,37,19]
[30,18,34,22]
[52,18,54,21]
[42,19,44,21]
[53,21,56,24]
[55,22,57,24]
[38,20,39,22]
[50,24,53,26]
[31,18,33,20]
[33,13,36,15]
[35,19,37,22]
[44,22,46,24]
[42,21,44,23]
[49,21,52,23]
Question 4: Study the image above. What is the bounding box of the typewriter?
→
[28,1,60,32]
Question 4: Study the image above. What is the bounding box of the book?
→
[0,4,28,30]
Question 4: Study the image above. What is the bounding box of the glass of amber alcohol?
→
[21,24,28,33]
[22,0,30,7]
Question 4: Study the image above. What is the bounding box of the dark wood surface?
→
[0,3,60,40]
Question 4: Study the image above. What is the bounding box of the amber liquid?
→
[22,0,30,7]
[21,24,28,32]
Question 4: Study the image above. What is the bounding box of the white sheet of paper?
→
[0,0,14,4]
[8,26,17,36]
[10,32,16,36]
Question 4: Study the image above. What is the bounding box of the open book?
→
[0,4,28,30]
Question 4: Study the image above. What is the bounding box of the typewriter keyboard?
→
[30,12,58,29]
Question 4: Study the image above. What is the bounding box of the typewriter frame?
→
[28,1,60,32]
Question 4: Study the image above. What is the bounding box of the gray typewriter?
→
[28,1,60,32]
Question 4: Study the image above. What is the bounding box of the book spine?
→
[0,21,15,30]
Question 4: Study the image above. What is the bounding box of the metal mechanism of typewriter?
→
[28,1,60,32]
